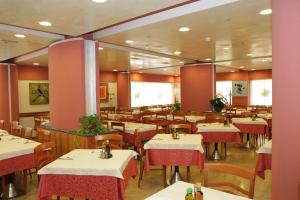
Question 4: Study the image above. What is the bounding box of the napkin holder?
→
[171,130,180,140]
[100,140,113,159]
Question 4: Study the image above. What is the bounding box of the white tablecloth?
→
[107,113,132,120]
[38,149,137,179]
[256,140,272,154]
[185,115,205,123]
[0,130,40,160]
[197,123,240,132]
[232,117,267,125]
[145,181,251,200]
[144,134,204,153]
[257,113,272,120]
[109,121,157,134]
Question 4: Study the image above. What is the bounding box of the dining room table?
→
[143,133,205,186]
[196,122,241,160]
[36,149,138,200]
[255,139,272,179]
[145,181,251,200]
[0,129,40,198]
[232,117,268,149]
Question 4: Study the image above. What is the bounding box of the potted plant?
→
[210,96,228,113]
[173,101,181,111]
[78,114,106,135]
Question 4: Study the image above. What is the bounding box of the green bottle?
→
[185,187,194,200]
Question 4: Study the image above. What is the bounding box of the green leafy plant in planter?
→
[210,96,228,113]
[173,102,181,111]
[78,114,106,135]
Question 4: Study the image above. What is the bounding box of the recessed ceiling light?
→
[14,34,26,38]
[33,63,40,66]
[223,47,230,50]
[179,27,190,32]
[98,47,104,50]
[179,61,184,64]
[39,21,52,27]
[205,58,212,61]
[92,0,107,3]
[139,71,143,74]
[113,69,118,72]
[259,9,272,15]
[175,74,179,76]
[231,70,235,73]
[125,40,134,44]
[204,37,211,42]
[174,51,181,55]
[251,68,256,71]
[239,66,245,69]
[262,59,268,62]
[163,68,168,71]
[247,53,253,57]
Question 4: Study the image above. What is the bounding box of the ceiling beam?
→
[93,0,238,39]
[13,48,48,63]
[0,23,65,40]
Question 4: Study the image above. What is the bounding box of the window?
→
[250,79,272,106]
[131,82,174,107]
[216,81,232,104]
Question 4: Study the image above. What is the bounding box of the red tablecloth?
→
[120,130,156,145]
[36,158,138,200]
[0,153,35,176]
[234,123,267,135]
[144,149,204,173]
[199,132,241,144]
[256,153,272,179]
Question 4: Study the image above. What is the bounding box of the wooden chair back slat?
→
[94,134,123,149]
[169,123,192,134]
[34,142,56,171]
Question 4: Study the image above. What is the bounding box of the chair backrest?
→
[204,114,224,123]
[172,112,186,121]
[37,129,51,142]
[156,119,169,134]
[203,163,256,199]
[169,123,192,134]
[95,134,123,149]
[10,121,22,136]
[34,118,42,131]
[111,122,125,132]
[101,121,109,130]
[0,120,4,130]
[34,142,56,170]
[21,127,33,139]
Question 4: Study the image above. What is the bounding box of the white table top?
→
[256,140,272,154]
[232,117,267,125]
[109,121,157,134]
[185,115,206,123]
[38,149,137,179]
[144,134,204,153]
[0,130,40,160]
[257,113,272,120]
[197,123,240,133]
[145,181,251,200]
[107,113,132,120]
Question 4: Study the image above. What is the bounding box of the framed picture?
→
[232,81,248,96]
[29,83,49,105]
[99,83,108,102]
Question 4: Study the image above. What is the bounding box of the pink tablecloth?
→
[199,132,241,144]
[144,149,204,173]
[256,153,272,179]
[121,130,157,145]
[234,123,267,135]
[0,153,35,176]
[36,158,138,200]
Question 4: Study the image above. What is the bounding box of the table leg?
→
[170,166,183,185]
[1,176,7,200]
[7,174,19,198]
[210,142,221,160]
[242,133,254,149]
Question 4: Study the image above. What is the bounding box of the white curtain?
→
[250,79,272,106]
[216,81,232,104]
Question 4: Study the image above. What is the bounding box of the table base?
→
[211,149,222,160]
[169,166,183,185]
[242,134,255,149]
[8,182,19,199]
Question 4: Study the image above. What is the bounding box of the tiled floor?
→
[11,143,271,200]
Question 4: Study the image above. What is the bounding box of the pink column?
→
[117,73,131,109]
[180,64,213,111]
[48,38,99,130]
[272,0,300,199]
[0,64,10,130]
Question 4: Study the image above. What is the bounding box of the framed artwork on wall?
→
[29,83,49,105]
[232,81,248,96]
[99,83,108,102]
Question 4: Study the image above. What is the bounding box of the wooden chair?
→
[34,118,42,131]
[37,129,51,143]
[21,127,34,139]
[156,119,169,134]
[111,122,125,133]
[0,120,4,130]
[95,134,123,149]
[172,112,186,121]
[203,163,256,199]
[10,122,22,136]
[169,123,192,134]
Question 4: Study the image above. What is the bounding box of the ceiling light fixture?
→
[179,27,190,32]
[247,53,253,57]
[231,70,235,73]
[33,63,40,66]
[259,9,272,15]
[125,40,134,44]
[14,34,26,38]
[39,21,52,26]
[204,37,211,42]
[174,51,181,55]
[223,47,230,50]
[179,61,184,64]
[113,69,118,72]
[251,68,256,71]
[98,47,104,50]
[262,59,268,62]
[205,58,212,61]
[92,0,107,3]
[239,66,245,69]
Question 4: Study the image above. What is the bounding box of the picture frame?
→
[232,81,248,96]
[29,83,49,105]
[99,83,109,102]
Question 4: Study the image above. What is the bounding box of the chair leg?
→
[1,176,7,200]
[138,160,144,188]
[186,166,190,182]
[163,165,167,188]
[23,170,28,194]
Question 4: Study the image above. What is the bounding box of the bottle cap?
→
[195,182,202,188]
[187,187,193,194]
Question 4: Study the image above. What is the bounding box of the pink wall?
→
[10,65,19,121]
[0,65,10,130]
[272,1,300,199]
[131,73,177,83]
[216,70,272,106]
[180,64,213,112]
[18,65,48,80]
[117,73,130,108]
[99,71,117,82]
[48,39,86,130]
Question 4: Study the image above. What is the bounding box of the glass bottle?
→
[185,187,194,200]
[195,183,203,200]
[105,140,111,157]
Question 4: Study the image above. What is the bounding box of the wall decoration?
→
[232,81,248,96]
[29,83,49,105]
[99,83,108,102]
